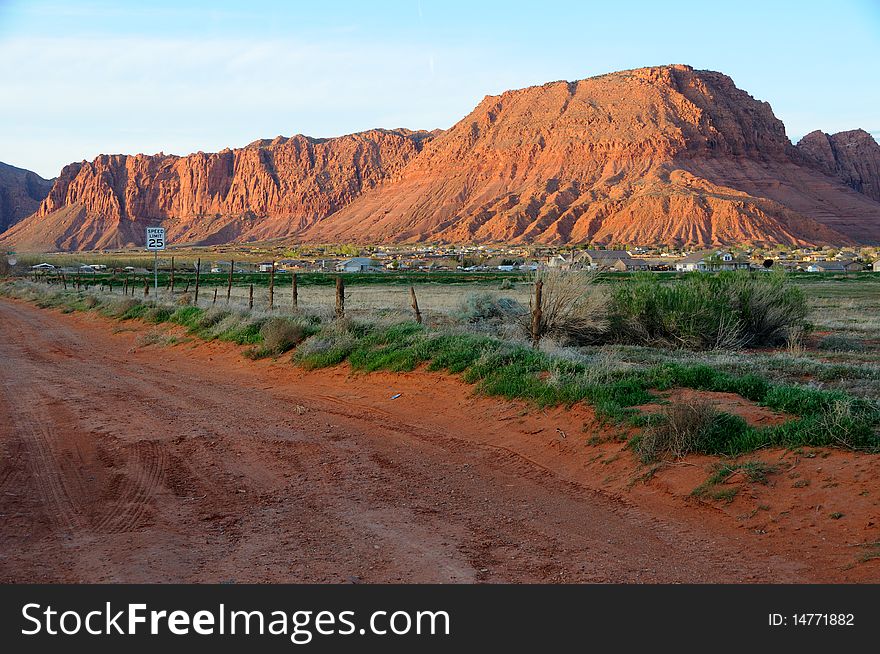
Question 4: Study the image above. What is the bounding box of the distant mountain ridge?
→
[796,129,880,203]
[0,162,53,234]
[2,64,879,251]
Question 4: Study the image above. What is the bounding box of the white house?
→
[30,263,55,270]
[675,251,750,272]
[336,257,383,273]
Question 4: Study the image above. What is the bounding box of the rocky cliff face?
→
[0,162,52,233]
[796,129,880,203]
[306,65,878,246]
[2,129,434,251]
[4,65,879,251]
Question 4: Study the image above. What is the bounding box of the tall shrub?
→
[608,270,807,349]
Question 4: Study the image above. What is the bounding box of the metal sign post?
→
[145,227,166,291]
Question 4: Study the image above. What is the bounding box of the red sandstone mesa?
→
[0,129,434,251]
[2,65,879,250]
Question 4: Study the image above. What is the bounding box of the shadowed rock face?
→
[0,162,53,233]
[3,64,879,251]
[1,129,434,251]
[797,129,880,203]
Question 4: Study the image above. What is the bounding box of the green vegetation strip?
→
[3,280,878,458]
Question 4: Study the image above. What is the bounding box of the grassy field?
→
[4,270,879,462]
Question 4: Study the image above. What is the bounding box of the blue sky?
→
[1,0,878,178]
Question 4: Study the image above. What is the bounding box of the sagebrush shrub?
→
[636,400,722,461]
[609,270,807,350]
[259,317,307,355]
[523,269,609,345]
[456,292,523,323]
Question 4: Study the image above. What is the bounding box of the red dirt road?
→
[0,299,875,583]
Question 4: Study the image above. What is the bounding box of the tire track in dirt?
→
[93,440,168,534]
[2,386,85,533]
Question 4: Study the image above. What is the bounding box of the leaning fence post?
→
[248,283,254,310]
[212,288,218,306]
[335,276,345,320]
[194,258,201,305]
[61,272,67,290]
[531,279,543,349]
[170,256,175,294]
[291,272,298,310]
[226,259,234,304]
[409,285,422,324]
[268,262,275,310]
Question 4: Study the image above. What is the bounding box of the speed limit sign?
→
[146,227,166,251]
[146,227,165,250]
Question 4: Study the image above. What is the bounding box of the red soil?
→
[0,298,878,583]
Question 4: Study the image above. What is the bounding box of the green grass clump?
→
[217,316,266,344]
[346,321,431,372]
[121,302,149,320]
[168,306,206,329]
[144,306,174,323]
[294,320,370,369]
[99,297,142,318]
[817,334,861,352]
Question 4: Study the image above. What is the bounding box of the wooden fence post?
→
[226,259,234,304]
[291,272,298,310]
[76,271,81,290]
[335,276,345,320]
[248,283,254,310]
[194,258,201,305]
[170,256,175,293]
[123,276,128,295]
[409,285,422,324]
[144,278,149,297]
[531,279,543,349]
[212,288,218,306]
[268,262,275,310]
[61,272,67,290]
